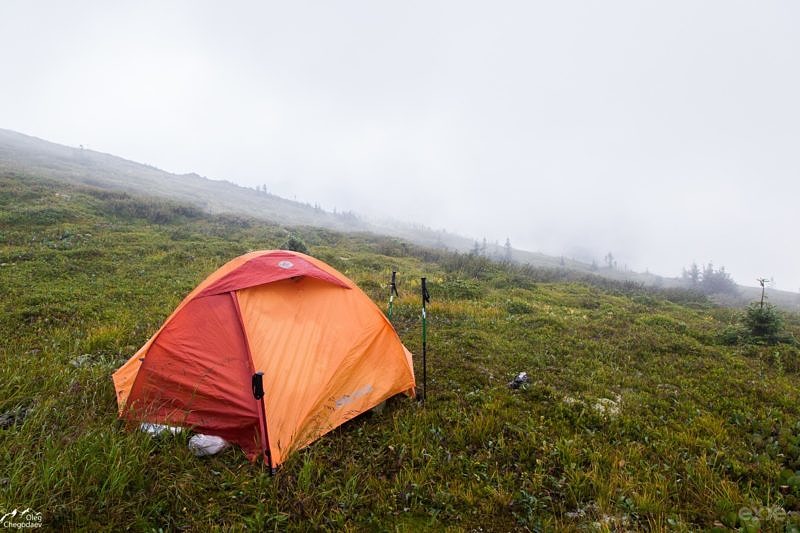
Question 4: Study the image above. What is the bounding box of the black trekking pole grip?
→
[391,271,399,297]
[252,371,265,400]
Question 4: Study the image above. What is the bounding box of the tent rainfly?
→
[113,250,416,467]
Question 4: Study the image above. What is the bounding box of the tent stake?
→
[420,277,430,404]
[251,371,275,474]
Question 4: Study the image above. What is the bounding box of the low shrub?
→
[281,235,309,255]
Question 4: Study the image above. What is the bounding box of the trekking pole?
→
[388,271,399,319]
[420,277,430,404]
[251,371,275,474]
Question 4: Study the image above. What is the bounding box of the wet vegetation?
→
[1,174,799,531]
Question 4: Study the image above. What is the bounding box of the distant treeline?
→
[681,262,738,296]
[346,234,712,308]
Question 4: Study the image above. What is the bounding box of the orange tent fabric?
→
[113,250,415,466]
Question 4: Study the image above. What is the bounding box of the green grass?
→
[1,173,799,531]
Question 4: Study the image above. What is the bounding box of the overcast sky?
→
[1,1,798,290]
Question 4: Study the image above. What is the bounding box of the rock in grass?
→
[593,395,622,418]
[371,400,387,415]
[0,406,31,429]
[507,372,529,389]
[0,412,14,429]
[70,354,93,367]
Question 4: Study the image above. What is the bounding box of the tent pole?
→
[421,277,430,404]
[251,371,275,474]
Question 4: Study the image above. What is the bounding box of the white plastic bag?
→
[188,434,229,456]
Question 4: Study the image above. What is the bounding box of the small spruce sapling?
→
[743,278,783,344]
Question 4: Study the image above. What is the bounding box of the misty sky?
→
[1,2,798,291]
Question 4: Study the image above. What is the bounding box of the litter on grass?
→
[139,423,229,456]
[188,434,230,456]
[139,423,183,436]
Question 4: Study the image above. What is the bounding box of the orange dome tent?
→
[113,250,416,467]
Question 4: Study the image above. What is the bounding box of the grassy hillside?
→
[0,129,657,276]
[4,128,798,312]
[1,173,799,531]
[0,128,374,232]
[0,128,484,256]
